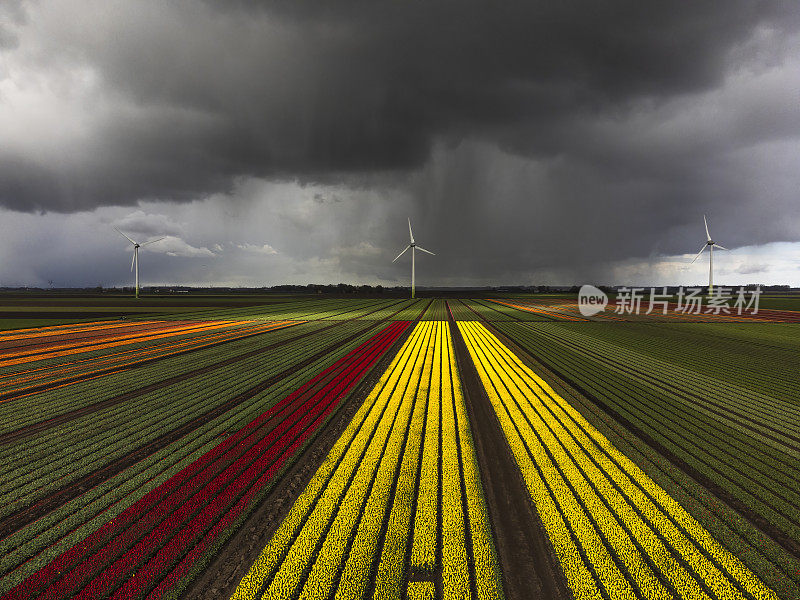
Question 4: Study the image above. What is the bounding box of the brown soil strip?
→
[447,314,568,600]
[0,323,386,541]
[182,315,419,599]
[486,322,800,562]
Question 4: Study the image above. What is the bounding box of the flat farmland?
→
[1,295,799,599]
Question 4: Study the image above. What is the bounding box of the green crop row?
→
[0,321,326,434]
[420,299,448,321]
[355,299,414,320]
[494,321,800,596]
[0,321,386,594]
[0,322,376,510]
[445,299,477,321]
[0,321,263,380]
[548,322,800,403]
[496,324,800,540]
[480,299,566,321]
[456,300,513,321]
[391,299,431,321]
[521,324,800,449]
[0,321,278,393]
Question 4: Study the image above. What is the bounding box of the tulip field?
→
[233,321,501,600]
[460,321,778,600]
[0,295,799,600]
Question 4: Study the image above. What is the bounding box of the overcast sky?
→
[2,0,800,288]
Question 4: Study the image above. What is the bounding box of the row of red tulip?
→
[5,321,410,600]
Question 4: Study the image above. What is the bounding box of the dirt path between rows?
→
[446,304,568,600]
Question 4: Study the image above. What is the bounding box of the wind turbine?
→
[690,215,728,294]
[114,228,164,299]
[392,218,435,299]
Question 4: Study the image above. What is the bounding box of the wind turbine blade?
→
[416,245,435,256]
[713,244,728,251]
[392,245,410,262]
[115,227,137,245]
[141,237,165,246]
[703,215,711,241]
[408,218,415,244]
[690,244,707,264]
[130,252,136,272]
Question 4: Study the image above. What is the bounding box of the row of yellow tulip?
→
[439,320,470,600]
[407,580,436,600]
[370,322,434,599]
[232,321,502,600]
[458,321,777,600]
[410,321,440,572]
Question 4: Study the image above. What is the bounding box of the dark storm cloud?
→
[4,0,800,287]
[3,0,798,213]
[0,1,25,49]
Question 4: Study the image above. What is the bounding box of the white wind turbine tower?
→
[690,215,728,294]
[114,228,164,299]
[392,218,435,299]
